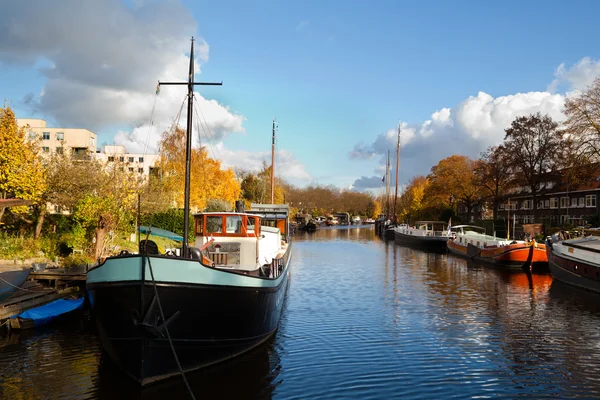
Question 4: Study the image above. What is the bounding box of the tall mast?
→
[271,118,276,204]
[385,150,391,217]
[393,121,401,222]
[159,37,222,257]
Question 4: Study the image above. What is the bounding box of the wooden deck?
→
[0,283,81,321]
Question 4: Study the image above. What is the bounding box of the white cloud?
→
[212,143,312,185]
[1,0,244,151]
[350,57,600,192]
[548,57,600,94]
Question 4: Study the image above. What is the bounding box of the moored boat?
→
[8,297,84,329]
[394,221,452,252]
[448,225,548,270]
[546,235,600,293]
[86,38,292,386]
[0,266,32,302]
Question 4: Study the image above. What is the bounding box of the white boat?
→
[394,221,452,252]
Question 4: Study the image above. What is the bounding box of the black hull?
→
[88,271,290,385]
[394,232,448,252]
[384,227,395,241]
[548,251,600,294]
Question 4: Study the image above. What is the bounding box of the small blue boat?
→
[9,297,84,329]
[0,267,32,301]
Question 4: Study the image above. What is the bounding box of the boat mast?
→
[507,198,510,240]
[159,38,222,257]
[386,150,391,218]
[393,121,401,223]
[271,118,276,204]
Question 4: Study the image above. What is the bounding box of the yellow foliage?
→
[157,127,241,211]
[0,106,46,210]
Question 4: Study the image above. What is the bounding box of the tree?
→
[0,106,46,224]
[501,113,566,222]
[475,146,514,220]
[426,155,484,222]
[398,176,429,223]
[563,78,600,161]
[157,127,240,211]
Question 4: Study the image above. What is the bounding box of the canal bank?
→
[2,226,600,399]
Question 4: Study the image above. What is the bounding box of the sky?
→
[2,0,600,194]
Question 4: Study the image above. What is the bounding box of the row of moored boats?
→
[382,220,600,294]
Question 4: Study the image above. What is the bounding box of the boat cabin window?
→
[247,217,257,235]
[226,215,243,234]
[206,216,223,233]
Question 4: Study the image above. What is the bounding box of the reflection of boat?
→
[447,225,547,270]
[87,39,292,386]
[546,235,600,293]
[9,297,84,329]
[394,221,452,252]
[0,266,32,301]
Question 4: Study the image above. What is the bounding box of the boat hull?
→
[0,268,32,301]
[447,240,548,270]
[394,231,448,252]
[546,240,600,294]
[87,252,291,385]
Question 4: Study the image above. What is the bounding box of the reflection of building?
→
[95,145,159,177]
[18,118,97,157]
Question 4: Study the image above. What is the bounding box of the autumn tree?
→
[157,127,241,211]
[397,176,429,223]
[501,113,567,221]
[563,78,600,161]
[44,154,140,258]
[425,155,484,222]
[0,106,46,225]
[475,145,514,220]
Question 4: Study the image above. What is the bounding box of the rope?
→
[143,239,196,400]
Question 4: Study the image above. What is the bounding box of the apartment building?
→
[18,118,97,157]
[95,145,160,177]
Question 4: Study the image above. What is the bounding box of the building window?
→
[128,157,134,163]
[138,168,144,173]
[560,197,569,208]
[545,200,550,208]
[550,198,558,209]
[523,200,531,210]
[579,198,585,207]
[42,147,49,153]
[139,157,144,162]
[498,204,504,210]
[586,195,597,207]
[108,156,114,162]
[128,167,134,172]
[56,147,63,155]
[560,215,569,224]
[56,132,64,141]
[119,156,124,162]
[571,198,578,208]
[90,137,95,147]
[42,132,50,140]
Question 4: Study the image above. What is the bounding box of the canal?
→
[2,225,600,399]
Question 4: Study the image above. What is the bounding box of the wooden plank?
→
[29,271,86,281]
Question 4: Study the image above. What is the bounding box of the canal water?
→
[2,226,600,399]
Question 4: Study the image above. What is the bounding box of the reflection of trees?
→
[0,324,101,399]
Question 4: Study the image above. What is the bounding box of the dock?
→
[0,268,86,324]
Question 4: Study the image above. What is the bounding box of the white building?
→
[17,118,97,157]
[95,145,160,177]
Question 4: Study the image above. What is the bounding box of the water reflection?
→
[4,226,600,398]
[96,343,281,400]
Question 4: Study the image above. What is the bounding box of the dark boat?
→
[86,38,292,386]
[546,235,600,293]
[0,266,32,302]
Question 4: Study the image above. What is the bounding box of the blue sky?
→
[2,0,600,192]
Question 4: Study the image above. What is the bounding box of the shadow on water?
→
[96,341,281,400]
